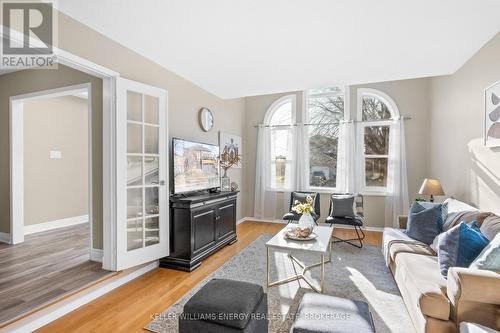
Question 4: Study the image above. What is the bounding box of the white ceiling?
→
[58,0,500,99]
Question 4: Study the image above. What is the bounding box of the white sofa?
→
[382,198,500,333]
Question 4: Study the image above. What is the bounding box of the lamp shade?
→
[419,178,445,196]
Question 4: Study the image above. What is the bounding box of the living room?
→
[0,1,499,333]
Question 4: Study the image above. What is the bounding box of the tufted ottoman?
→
[179,278,268,333]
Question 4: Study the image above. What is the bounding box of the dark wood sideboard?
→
[159,191,238,271]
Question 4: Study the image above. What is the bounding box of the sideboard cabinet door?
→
[217,201,236,240]
[192,208,217,255]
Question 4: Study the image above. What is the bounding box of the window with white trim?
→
[357,89,398,193]
[264,95,295,190]
[305,87,345,190]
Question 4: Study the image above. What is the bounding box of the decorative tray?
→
[284,232,318,241]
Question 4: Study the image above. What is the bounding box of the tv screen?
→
[173,138,220,194]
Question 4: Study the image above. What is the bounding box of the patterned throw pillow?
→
[470,233,500,272]
[406,202,446,245]
[437,221,490,278]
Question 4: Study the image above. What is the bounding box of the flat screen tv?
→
[172,138,220,194]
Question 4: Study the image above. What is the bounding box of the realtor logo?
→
[1,0,57,69]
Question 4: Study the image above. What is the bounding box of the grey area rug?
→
[145,234,414,333]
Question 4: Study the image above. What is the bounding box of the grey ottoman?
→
[291,293,375,333]
[179,279,268,333]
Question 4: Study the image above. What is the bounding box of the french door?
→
[116,78,168,270]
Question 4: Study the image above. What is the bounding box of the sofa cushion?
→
[406,202,445,245]
[389,242,436,262]
[437,222,489,278]
[395,253,450,320]
[460,322,499,333]
[443,198,478,214]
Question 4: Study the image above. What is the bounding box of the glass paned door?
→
[117,78,168,270]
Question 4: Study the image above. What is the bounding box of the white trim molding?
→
[24,215,89,235]
[0,232,11,244]
[90,248,104,263]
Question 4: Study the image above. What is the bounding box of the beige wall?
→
[57,13,246,244]
[430,32,500,215]
[1,12,245,249]
[243,79,431,228]
[0,66,103,246]
[24,96,88,226]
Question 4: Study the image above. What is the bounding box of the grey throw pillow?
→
[437,221,489,278]
[330,195,356,218]
[405,202,445,245]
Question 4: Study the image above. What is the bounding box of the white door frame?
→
[10,84,93,246]
[3,26,121,270]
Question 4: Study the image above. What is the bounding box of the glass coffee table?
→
[266,225,333,293]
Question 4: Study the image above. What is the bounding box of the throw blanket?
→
[444,211,492,230]
[382,228,424,266]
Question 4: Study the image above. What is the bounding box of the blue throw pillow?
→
[406,202,445,245]
[437,221,490,278]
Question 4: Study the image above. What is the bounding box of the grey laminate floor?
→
[0,223,113,325]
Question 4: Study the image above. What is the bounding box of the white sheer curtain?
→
[337,121,357,193]
[254,125,278,219]
[283,123,310,211]
[385,118,409,227]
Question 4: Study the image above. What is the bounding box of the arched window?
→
[264,95,296,190]
[357,88,399,192]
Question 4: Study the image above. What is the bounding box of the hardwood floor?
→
[37,221,382,333]
[0,224,113,326]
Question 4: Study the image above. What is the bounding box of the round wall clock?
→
[199,107,214,132]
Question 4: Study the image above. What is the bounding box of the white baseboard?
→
[0,232,11,244]
[238,216,383,232]
[4,260,159,333]
[90,248,103,262]
[24,214,89,235]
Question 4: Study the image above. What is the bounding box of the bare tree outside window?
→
[361,96,392,188]
[307,89,344,188]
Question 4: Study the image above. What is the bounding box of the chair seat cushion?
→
[326,216,363,226]
[291,293,375,333]
[284,212,320,222]
[395,253,450,320]
[183,279,264,329]
[283,212,300,221]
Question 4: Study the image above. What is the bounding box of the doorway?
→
[10,84,93,248]
[1,82,116,325]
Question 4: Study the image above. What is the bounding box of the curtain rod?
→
[253,116,412,128]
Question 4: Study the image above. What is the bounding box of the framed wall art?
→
[485,81,500,147]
